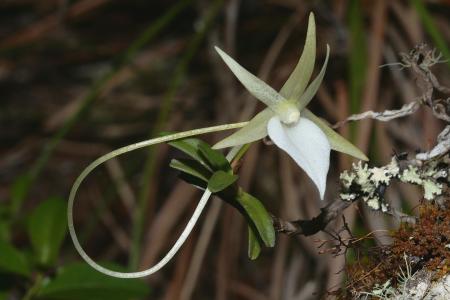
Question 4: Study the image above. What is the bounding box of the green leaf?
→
[170,158,211,182]
[207,171,238,193]
[179,173,207,190]
[198,143,231,172]
[213,108,274,149]
[0,239,30,276]
[10,174,31,215]
[37,263,150,300]
[297,45,330,110]
[236,190,275,247]
[280,12,316,100]
[0,221,10,242]
[303,109,368,161]
[167,137,212,170]
[28,197,67,266]
[248,226,261,260]
[215,46,286,110]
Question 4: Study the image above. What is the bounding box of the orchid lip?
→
[267,116,331,199]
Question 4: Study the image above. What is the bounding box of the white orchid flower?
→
[213,13,368,199]
[68,13,369,280]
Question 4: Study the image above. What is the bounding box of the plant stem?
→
[21,274,43,300]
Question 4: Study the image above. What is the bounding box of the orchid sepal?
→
[297,45,330,111]
[214,46,285,111]
[280,13,317,100]
[213,108,274,149]
[302,109,369,161]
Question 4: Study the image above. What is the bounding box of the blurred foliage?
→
[37,263,149,300]
[0,197,149,299]
[28,197,67,266]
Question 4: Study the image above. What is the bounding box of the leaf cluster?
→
[168,137,275,259]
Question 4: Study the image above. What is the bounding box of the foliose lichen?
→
[339,154,449,212]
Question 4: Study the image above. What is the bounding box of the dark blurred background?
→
[0,0,449,299]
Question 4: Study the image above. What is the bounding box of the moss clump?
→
[342,201,450,298]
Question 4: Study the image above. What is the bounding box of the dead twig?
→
[416,125,450,160]
[333,101,420,128]
[273,198,351,236]
[335,44,450,127]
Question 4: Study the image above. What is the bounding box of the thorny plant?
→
[68,13,450,281]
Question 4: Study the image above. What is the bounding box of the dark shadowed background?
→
[0,0,449,299]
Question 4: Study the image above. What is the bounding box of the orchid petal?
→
[213,108,274,149]
[215,46,286,111]
[297,45,330,110]
[302,109,369,161]
[279,13,316,100]
[267,116,330,199]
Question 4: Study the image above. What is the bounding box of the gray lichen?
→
[423,180,443,201]
[400,165,422,184]
[339,154,449,212]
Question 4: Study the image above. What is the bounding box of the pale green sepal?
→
[279,13,316,100]
[303,109,369,161]
[213,108,274,149]
[214,46,286,110]
[297,45,330,110]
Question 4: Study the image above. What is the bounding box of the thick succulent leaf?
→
[302,109,369,161]
[213,108,274,149]
[236,190,275,247]
[169,158,211,182]
[207,170,238,193]
[248,226,261,260]
[215,46,285,110]
[297,45,330,110]
[268,116,330,199]
[198,143,231,172]
[179,173,207,191]
[167,137,212,171]
[279,13,316,100]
